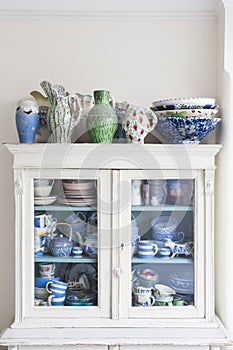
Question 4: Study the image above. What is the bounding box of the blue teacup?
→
[46,280,68,295]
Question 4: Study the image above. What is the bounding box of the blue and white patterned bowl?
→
[155,116,221,144]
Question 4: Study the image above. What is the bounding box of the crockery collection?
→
[15,80,221,144]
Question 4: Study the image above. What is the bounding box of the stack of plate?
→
[169,271,194,295]
[58,180,97,207]
[150,97,219,115]
[150,97,221,144]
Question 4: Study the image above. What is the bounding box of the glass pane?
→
[131,179,194,308]
[34,178,98,307]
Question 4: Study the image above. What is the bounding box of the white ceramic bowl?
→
[34,185,53,197]
[63,181,94,192]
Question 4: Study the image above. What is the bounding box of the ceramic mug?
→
[46,280,68,295]
[47,294,66,306]
[138,240,158,258]
[39,263,55,277]
[134,292,155,307]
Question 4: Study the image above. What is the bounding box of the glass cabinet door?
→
[23,169,111,321]
[118,170,204,319]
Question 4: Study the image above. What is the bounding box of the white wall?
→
[0,6,223,347]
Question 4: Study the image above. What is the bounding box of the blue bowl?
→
[35,276,60,288]
[155,116,221,144]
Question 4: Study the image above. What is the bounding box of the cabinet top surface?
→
[4,143,222,170]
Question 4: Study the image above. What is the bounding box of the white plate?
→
[34,196,57,205]
[152,97,215,106]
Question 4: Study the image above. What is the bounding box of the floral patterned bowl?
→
[153,109,219,119]
[155,116,221,144]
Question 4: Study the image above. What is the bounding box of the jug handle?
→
[147,109,158,132]
[50,222,73,241]
[109,95,115,109]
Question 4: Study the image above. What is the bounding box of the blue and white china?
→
[83,233,98,257]
[46,280,68,295]
[150,104,219,111]
[134,286,152,295]
[49,223,73,257]
[159,247,171,259]
[155,116,221,144]
[15,99,39,143]
[35,276,60,288]
[72,246,83,258]
[34,235,46,256]
[169,271,194,295]
[134,291,155,307]
[64,212,87,245]
[151,216,183,242]
[165,238,194,259]
[138,240,158,259]
[48,294,66,306]
[66,290,96,305]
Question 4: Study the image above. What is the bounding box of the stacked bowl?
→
[150,97,221,144]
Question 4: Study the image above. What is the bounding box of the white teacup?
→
[39,263,55,277]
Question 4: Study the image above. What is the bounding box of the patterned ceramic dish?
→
[150,104,218,111]
[134,268,159,288]
[155,116,221,144]
[153,109,219,119]
[169,271,194,294]
[152,97,215,107]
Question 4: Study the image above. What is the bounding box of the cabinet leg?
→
[210,346,221,350]
[109,346,120,350]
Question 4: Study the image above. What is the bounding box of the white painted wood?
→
[0,323,230,346]
[1,143,230,347]
[4,144,222,170]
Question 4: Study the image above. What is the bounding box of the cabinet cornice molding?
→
[0,9,216,21]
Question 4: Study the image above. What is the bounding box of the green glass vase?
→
[87,90,118,143]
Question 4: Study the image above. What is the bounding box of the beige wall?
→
[0,13,221,342]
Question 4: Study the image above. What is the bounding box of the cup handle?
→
[47,294,53,306]
[178,231,185,241]
[152,243,158,255]
[147,110,158,132]
[150,295,156,306]
[45,280,53,294]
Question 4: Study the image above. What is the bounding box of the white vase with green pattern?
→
[87,90,118,143]
[40,80,82,143]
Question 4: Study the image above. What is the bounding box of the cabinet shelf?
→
[131,205,193,212]
[34,255,97,263]
[132,257,193,264]
[34,205,97,212]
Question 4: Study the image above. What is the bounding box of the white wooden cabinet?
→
[0,144,230,350]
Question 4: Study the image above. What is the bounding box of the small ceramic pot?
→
[16,99,39,143]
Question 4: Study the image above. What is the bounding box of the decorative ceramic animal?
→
[164,238,194,259]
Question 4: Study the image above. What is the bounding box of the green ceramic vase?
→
[87,90,118,143]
